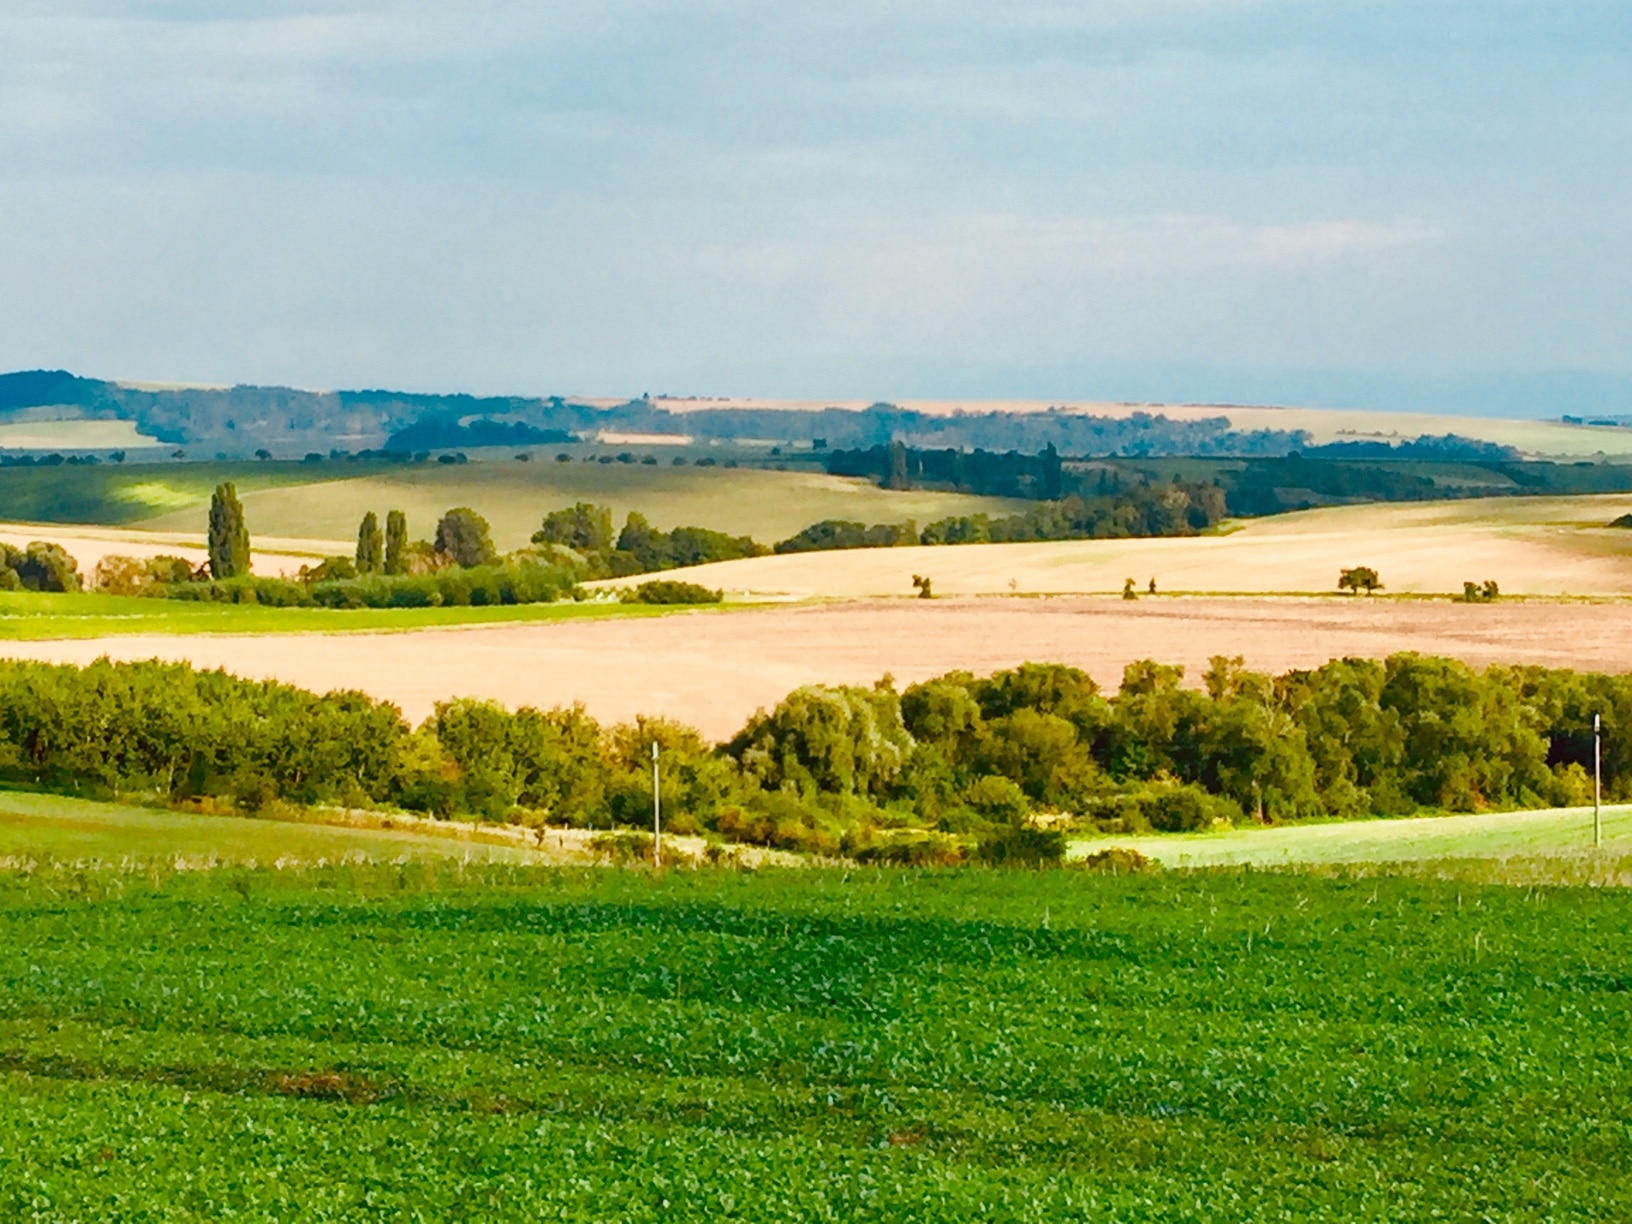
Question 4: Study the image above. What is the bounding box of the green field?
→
[0,588,709,638]
[0,460,1026,549]
[1074,803,1632,874]
[0,859,1623,1219]
[0,791,549,866]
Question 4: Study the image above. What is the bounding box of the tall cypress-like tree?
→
[355,511,383,574]
[384,510,409,575]
[207,482,250,579]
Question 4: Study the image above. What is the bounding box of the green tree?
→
[207,482,250,579]
[434,507,496,568]
[384,510,409,575]
[355,512,383,574]
[533,503,614,554]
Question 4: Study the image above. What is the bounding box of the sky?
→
[2,1,1630,413]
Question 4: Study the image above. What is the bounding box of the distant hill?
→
[0,368,1574,463]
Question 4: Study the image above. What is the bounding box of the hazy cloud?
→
[0,1,1628,405]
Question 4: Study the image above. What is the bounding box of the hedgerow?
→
[0,652,1626,852]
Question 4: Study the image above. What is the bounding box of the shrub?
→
[1081,784,1240,833]
[1077,847,1156,874]
[621,580,722,605]
[962,774,1030,823]
[975,825,1066,868]
[848,832,965,866]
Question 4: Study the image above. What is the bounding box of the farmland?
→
[0,459,1024,550]
[13,594,1632,737]
[1073,802,1632,879]
[0,861,1622,1219]
[599,494,1632,598]
[0,791,553,866]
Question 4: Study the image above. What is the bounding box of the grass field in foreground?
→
[1073,803,1632,871]
[0,864,1624,1220]
[0,588,705,638]
[0,791,550,865]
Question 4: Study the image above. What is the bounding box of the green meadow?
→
[0,459,1024,548]
[1073,803,1632,877]
[0,791,549,866]
[0,588,703,638]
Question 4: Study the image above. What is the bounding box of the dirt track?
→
[7,596,1632,739]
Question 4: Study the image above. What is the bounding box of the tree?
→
[912,574,933,599]
[384,510,409,575]
[207,482,250,579]
[533,502,614,554]
[1338,566,1382,595]
[355,512,383,574]
[885,440,912,490]
[434,507,496,568]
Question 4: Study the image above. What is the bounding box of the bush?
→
[1081,784,1241,833]
[975,825,1066,867]
[848,832,965,866]
[1077,847,1156,874]
[0,541,82,592]
[621,580,722,605]
[962,774,1030,823]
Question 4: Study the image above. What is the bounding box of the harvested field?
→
[10,595,1632,739]
[605,495,1632,598]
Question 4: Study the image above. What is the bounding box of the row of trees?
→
[775,483,1227,554]
[532,502,765,577]
[0,653,1623,854]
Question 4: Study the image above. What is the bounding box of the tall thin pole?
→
[1594,713,1602,850]
[652,741,662,868]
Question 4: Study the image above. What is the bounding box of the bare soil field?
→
[10,596,1632,739]
[605,495,1632,598]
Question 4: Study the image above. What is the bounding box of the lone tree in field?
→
[384,510,409,575]
[355,512,383,574]
[206,482,250,580]
[434,507,496,568]
[1338,566,1382,596]
[911,573,933,599]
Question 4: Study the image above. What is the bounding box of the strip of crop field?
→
[0,866,1623,1218]
[1074,803,1632,867]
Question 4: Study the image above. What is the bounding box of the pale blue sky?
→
[2,2,1629,411]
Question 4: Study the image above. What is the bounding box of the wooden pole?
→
[652,741,661,868]
[1594,713,1602,850]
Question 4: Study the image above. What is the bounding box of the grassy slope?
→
[0,460,1029,548]
[0,791,549,864]
[0,864,1624,1219]
[0,589,699,639]
[0,462,320,525]
[1074,803,1632,869]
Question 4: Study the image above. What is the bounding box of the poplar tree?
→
[355,511,383,574]
[207,482,250,579]
[384,510,409,575]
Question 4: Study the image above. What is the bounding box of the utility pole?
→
[1594,713,1602,850]
[652,741,662,869]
